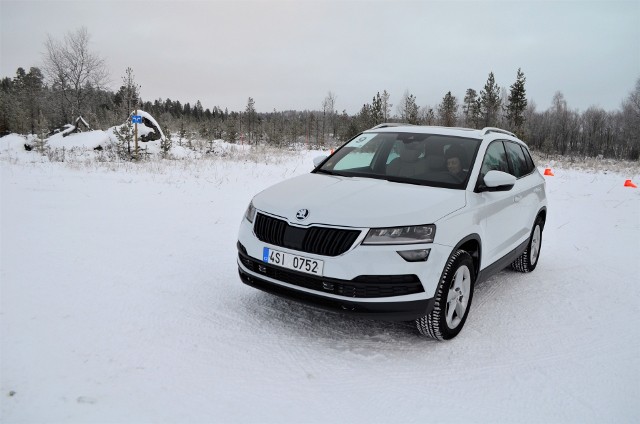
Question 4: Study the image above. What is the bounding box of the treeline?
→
[0,27,638,160]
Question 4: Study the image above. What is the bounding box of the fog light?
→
[397,249,430,262]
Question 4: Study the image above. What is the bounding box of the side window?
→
[520,145,536,174]
[480,141,509,178]
[504,141,529,178]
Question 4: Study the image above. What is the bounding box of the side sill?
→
[477,238,528,284]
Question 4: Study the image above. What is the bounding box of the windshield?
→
[315,132,481,189]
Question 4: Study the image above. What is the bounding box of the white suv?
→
[237,125,547,340]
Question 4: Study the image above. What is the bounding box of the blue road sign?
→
[132,115,142,124]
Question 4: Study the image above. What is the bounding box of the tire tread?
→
[416,249,471,341]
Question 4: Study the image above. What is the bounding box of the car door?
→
[504,141,543,244]
[473,140,524,268]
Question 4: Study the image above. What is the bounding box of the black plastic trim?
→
[238,250,424,298]
[476,238,528,284]
[452,233,482,276]
[238,267,434,322]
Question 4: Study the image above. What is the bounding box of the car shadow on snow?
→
[238,267,532,350]
[240,291,431,347]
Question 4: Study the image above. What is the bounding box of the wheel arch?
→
[536,207,547,230]
[451,234,482,278]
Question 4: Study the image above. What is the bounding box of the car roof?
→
[365,125,520,142]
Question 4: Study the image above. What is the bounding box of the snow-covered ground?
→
[1,135,639,423]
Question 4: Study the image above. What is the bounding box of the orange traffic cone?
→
[543,168,554,176]
[624,179,637,188]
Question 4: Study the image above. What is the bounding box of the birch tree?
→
[381,90,392,121]
[43,26,109,122]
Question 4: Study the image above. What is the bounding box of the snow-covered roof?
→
[131,110,165,141]
[75,116,90,129]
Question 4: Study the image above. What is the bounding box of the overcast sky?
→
[1,0,638,114]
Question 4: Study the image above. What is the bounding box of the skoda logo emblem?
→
[296,209,309,221]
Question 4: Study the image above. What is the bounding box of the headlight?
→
[244,201,257,223]
[362,225,436,245]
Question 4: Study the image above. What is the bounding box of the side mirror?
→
[480,170,516,192]
[313,155,328,168]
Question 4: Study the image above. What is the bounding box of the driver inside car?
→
[445,145,467,181]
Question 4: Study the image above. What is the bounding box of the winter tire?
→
[416,250,475,340]
[511,217,544,273]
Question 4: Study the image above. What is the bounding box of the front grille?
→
[238,251,424,298]
[254,213,361,257]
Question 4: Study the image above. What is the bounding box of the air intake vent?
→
[254,213,360,257]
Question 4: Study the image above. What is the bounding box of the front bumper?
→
[237,213,452,321]
[238,262,434,322]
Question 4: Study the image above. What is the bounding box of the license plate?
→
[263,247,324,276]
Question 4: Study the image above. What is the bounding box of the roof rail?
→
[480,127,516,137]
[368,122,412,130]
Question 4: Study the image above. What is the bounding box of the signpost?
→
[132,113,142,160]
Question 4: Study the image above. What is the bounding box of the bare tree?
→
[381,90,392,121]
[620,78,640,159]
[322,91,336,143]
[43,26,109,122]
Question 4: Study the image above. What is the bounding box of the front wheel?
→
[511,217,544,273]
[416,250,475,340]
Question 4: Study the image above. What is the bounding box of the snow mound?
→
[48,130,110,149]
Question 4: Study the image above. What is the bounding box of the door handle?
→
[514,195,523,203]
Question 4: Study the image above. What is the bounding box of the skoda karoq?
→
[237,125,547,340]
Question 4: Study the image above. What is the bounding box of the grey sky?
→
[1,0,639,114]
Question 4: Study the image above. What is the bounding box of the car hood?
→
[252,173,466,228]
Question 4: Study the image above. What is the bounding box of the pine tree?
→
[245,97,257,143]
[480,72,502,127]
[21,67,44,134]
[397,90,419,124]
[114,119,134,159]
[160,125,172,158]
[463,88,480,128]
[116,67,140,120]
[438,91,458,127]
[178,120,187,146]
[371,92,384,125]
[506,68,528,137]
[420,107,436,125]
[34,110,48,155]
[358,103,373,131]
[225,118,238,143]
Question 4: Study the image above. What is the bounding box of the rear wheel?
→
[416,250,475,340]
[511,217,544,273]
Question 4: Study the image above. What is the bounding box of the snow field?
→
[1,147,639,423]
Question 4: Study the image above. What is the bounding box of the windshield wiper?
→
[315,169,351,177]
